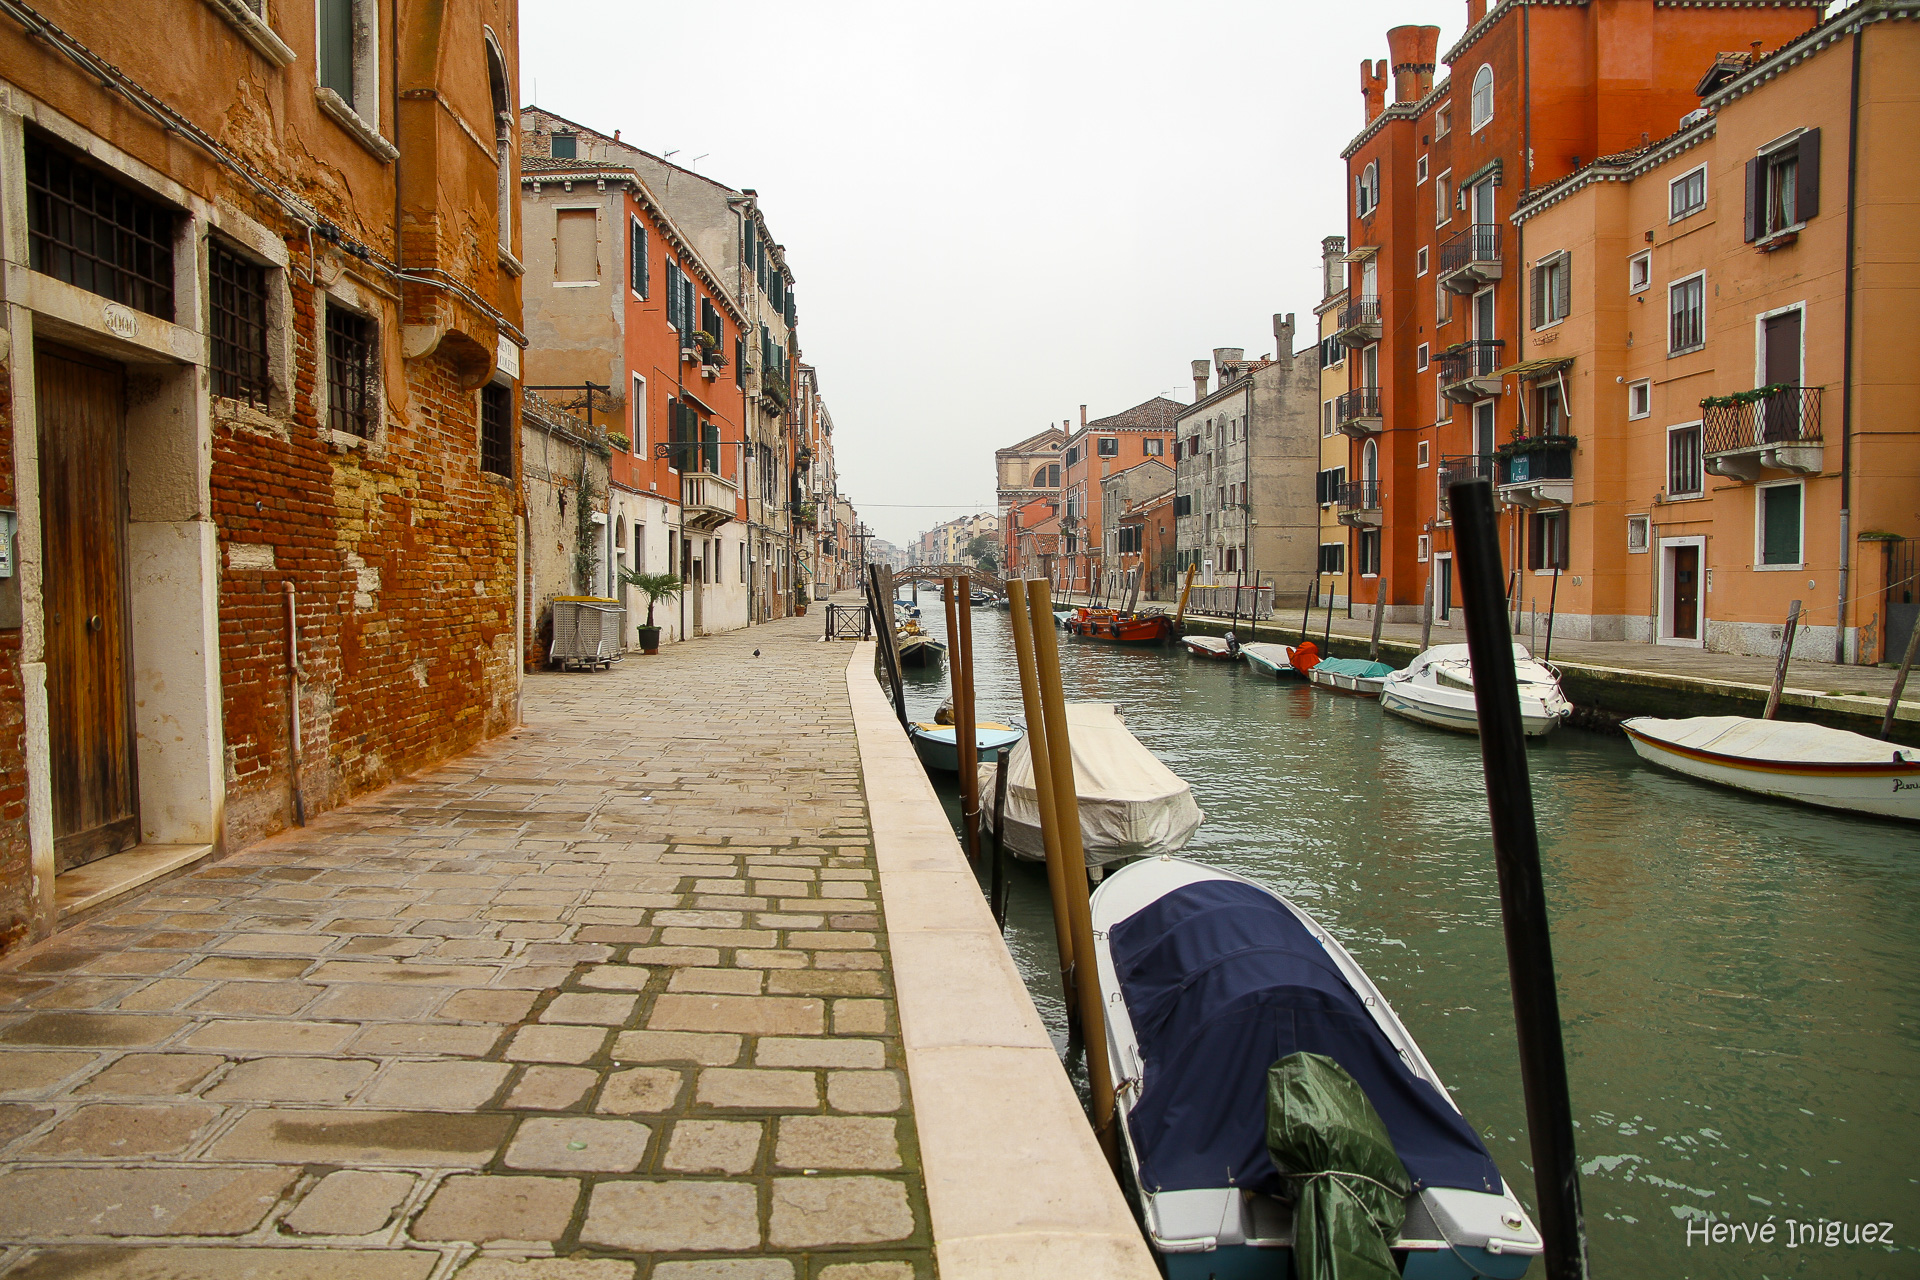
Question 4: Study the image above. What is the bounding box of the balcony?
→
[1438,223,1503,294]
[681,470,739,531]
[1334,296,1382,349]
[1335,479,1382,528]
[1438,340,1506,404]
[1334,387,1383,438]
[1701,386,1824,482]
[1496,437,1575,508]
[1436,453,1497,513]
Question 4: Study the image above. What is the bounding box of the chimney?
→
[1388,25,1442,101]
[1272,314,1297,368]
[1362,59,1387,123]
[1321,236,1347,300]
[1213,349,1245,386]
[1467,0,1487,26]
[1191,359,1211,402]
[1080,405,1087,427]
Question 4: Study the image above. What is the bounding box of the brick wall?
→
[0,375,28,952]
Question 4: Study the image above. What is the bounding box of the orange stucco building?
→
[1334,0,1830,643]
[1056,397,1181,594]
[1505,3,1920,659]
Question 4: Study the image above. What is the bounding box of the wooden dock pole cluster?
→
[866,564,907,730]
[1006,578,1119,1172]
[942,577,982,864]
[1449,478,1591,1280]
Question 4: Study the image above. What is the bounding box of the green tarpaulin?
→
[1266,1052,1415,1280]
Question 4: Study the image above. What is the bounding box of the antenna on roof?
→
[691,154,709,171]
[663,150,680,159]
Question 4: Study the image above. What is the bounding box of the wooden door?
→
[1671,546,1700,641]
[37,346,138,869]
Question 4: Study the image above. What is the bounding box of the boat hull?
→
[908,723,1024,774]
[1240,643,1304,678]
[1623,723,1920,821]
[1180,636,1235,660]
[1380,684,1562,737]
[1308,667,1387,698]
[1067,609,1174,644]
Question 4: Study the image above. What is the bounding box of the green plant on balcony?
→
[1700,382,1794,410]
[691,330,717,350]
[795,501,818,526]
[1495,431,1579,459]
[605,430,630,452]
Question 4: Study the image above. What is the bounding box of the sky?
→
[521,1,1465,547]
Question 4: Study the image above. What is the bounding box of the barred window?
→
[25,135,176,319]
[325,305,377,438]
[209,242,270,407]
[480,383,512,477]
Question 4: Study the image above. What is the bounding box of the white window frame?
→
[1416,441,1430,468]
[1627,379,1651,421]
[1668,270,1707,355]
[1416,155,1429,184]
[1322,399,1336,437]
[1668,163,1708,222]
[1417,534,1431,561]
[1754,479,1806,571]
[1470,65,1494,133]
[1357,162,1380,218]
[1627,514,1650,554]
[1435,169,1453,228]
[1666,421,1704,499]
[631,373,646,456]
[1416,246,1429,277]
[1628,250,1652,294]
[1435,102,1452,138]
[1416,342,1429,371]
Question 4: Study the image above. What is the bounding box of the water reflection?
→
[899,597,1918,1278]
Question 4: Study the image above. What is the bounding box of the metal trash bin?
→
[548,596,626,670]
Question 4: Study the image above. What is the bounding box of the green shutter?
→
[1762,485,1801,565]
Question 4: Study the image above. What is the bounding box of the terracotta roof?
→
[521,156,635,176]
[1086,396,1184,433]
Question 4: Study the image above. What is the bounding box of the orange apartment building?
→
[1503,2,1919,660]
[1334,0,1827,640]
[1056,397,1181,594]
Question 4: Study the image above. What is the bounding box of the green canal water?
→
[896,598,1917,1279]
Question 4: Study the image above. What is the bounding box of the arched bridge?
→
[889,564,1004,591]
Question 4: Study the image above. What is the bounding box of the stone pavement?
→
[0,614,931,1280]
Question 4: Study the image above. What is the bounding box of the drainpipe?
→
[283,582,305,827]
[1837,22,1863,662]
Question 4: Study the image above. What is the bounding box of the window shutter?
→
[1795,127,1821,222]
[1554,255,1570,322]
[1743,157,1764,242]
[1530,263,1546,329]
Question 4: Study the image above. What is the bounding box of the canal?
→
[895,595,1917,1278]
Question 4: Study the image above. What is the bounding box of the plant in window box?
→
[1495,432,1578,484]
[605,429,630,452]
[1699,382,1794,410]
[620,571,683,654]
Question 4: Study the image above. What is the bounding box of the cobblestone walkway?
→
[0,616,930,1280]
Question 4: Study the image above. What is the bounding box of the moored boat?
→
[1179,633,1237,660]
[894,629,946,669]
[907,721,1025,774]
[1308,656,1397,697]
[1379,643,1569,737]
[1622,716,1920,821]
[979,702,1202,867]
[1092,856,1542,1278]
[1066,608,1176,645]
[1241,640,1315,678]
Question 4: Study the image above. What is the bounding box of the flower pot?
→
[637,625,661,655]
[794,604,808,617]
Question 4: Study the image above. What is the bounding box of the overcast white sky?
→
[522,1,1462,547]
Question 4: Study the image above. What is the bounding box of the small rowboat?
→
[1622,716,1920,822]
[1067,608,1175,644]
[895,630,946,669]
[907,721,1024,773]
[1092,857,1543,1278]
[1179,634,1236,660]
[1308,656,1397,697]
[1240,641,1313,678]
[1379,643,1569,737]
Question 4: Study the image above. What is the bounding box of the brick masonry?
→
[0,613,933,1277]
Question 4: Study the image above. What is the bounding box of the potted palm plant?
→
[621,570,683,654]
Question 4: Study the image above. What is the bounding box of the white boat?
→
[979,702,1202,867]
[1379,643,1570,737]
[1091,856,1543,1279]
[1308,656,1397,698]
[1622,716,1920,822]
[1239,641,1306,678]
[1179,634,1235,660]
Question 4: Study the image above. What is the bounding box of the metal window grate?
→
[325,306,376,438]
[209,242,270,406]
[480,383,512,477]
[25,135,176,319]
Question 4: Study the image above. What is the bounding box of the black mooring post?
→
[989,747,1010,932]
[1449,478,1590,1280]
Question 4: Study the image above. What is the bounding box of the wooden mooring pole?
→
[1882,615,1920,740]
[1764,600,1803,721]
[1006,579,1080,1048]
[1450,478,1591,1280]
[1420,566,1434,652]
[955,578,981,865]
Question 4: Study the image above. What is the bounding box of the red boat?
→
[1066,608,1175,644]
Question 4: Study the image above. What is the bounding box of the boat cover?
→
[1110,878,1501,1197]
[994,703,1202,859]
[1313,658,1395,680]
[1626,716,1919,764]
[1267,1052,1411,1280]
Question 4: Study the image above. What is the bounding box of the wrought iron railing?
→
[1436,453,1497,509]
[1438,339,1505,385]
[1499,440,1576,485]
[1338,295,1382,333]
[1336,480,1381,511]
[1334,387,1382,426]
[1701,386,1823,453]
[1439,223,1502,277]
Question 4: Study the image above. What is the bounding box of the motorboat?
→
[1053,610,1074,628]
[1378,643,1570,737]
[1091,856,1543,1279]
[1180,633,1238,660]
[894,628,946,669]
[979,702,1202,867]
[1067,607,1176,645]
[1241,641,1314,678]
[908,721,1025,774]
[1308,657,1397,698]
[1622,716,1920,821]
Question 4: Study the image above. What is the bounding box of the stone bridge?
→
[889,564,1004,591]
